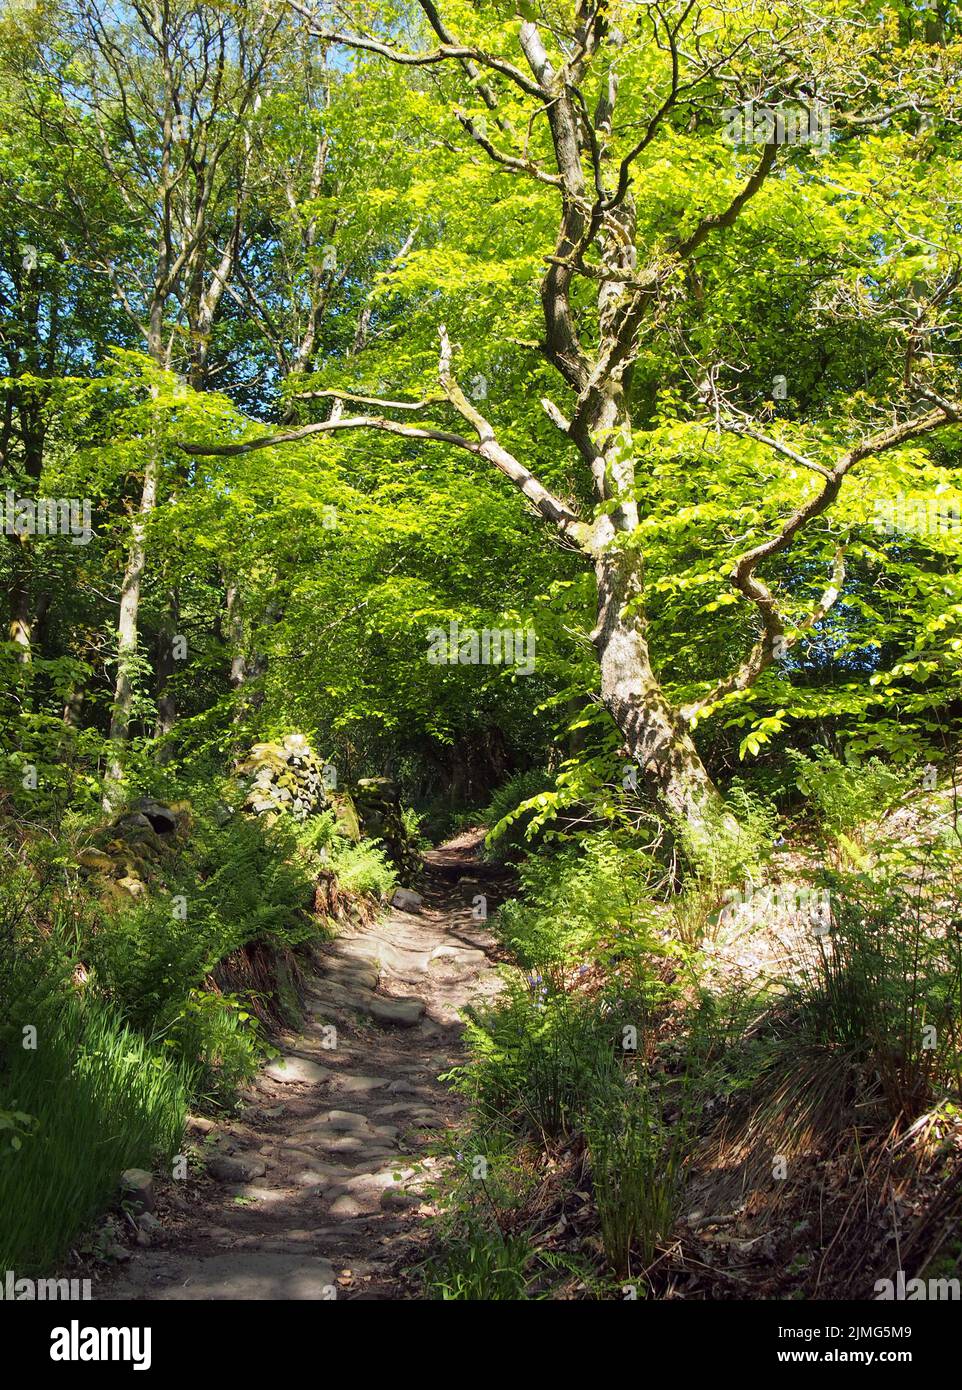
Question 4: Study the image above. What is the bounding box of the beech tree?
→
[184,0,961,826]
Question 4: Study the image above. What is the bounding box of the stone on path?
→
[120,1169,155,1214]
[367,995,425,1027]
[332,1073,391,1095]
[265,1055,327,1085]
[128,1252,337,1300]
[391,887,424,912]
[207,1154,267,1184]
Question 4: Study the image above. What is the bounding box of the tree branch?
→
[289,389,445,411]
[437,325,583,531]
[715,419,833,478]
[287,2,547,100]
[180,414,479,457]
[675,141,779,259]
[680,394,962,721]
[183,327,585,538]
[681,548,846,722]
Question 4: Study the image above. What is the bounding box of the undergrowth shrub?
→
[188,809,320,951]
[671,785,779,944]
[400,804,430,852]
[586,1073,688,1276]
[437,818,739,1291]
[482,768,556,861]
[457,984,623,1141]
[788,747,909,847]
[85,899,216,1032]
[84,804,324,1032]
[159,988,268,1108]
[450,972,704,1285]
[329,838,397,900]
[492,830,663,978]
[701,841,962,1201]
[425,1218,536,1300]
[788,849,962,1122]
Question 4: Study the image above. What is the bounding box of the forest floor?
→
[101,829,509,1301]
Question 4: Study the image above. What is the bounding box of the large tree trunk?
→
[593,544,721,831]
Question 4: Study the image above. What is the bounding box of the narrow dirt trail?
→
[106,830,507,1301]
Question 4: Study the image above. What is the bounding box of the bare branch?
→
[287,1,546,100]
[181,415,480,457]
[183,325,585,539]
[716,419,833,478]
[681,548,846,722]
[541,397,571,433]
[454,108,562,187]
[680,392,962,721]
[437,325,583,531]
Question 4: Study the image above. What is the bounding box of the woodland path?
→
[105,830,507,1301]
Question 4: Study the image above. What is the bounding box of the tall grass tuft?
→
[425,1219,536,1300]
[586,1076,687,1276]
[0,989,189,1273]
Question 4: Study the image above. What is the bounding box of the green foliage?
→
[672,785,780,944]
[457,983,624,1142]
[492,830,665,978]
[288,809,341,865]
[482,768,557,858]
[191,812,320,952]
[400,804,430,852]
[83,803,321,1031]
[329,838,398,901]
[85,898,214,1032]
[586,1076,688,1277]
[681,784,780,887]
[425,1219,536,1301]
[161,989,266,1110]
[788,746,909,844]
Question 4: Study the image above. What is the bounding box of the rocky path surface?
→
[105,830,507,1301]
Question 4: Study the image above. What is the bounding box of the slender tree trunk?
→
[225,578,251,733]
[7,541,33,660]
[226,581,247,693]
[153,587,179,754]
[63,684,85,727]
[103,436,160,811]
[5,385,47,663]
